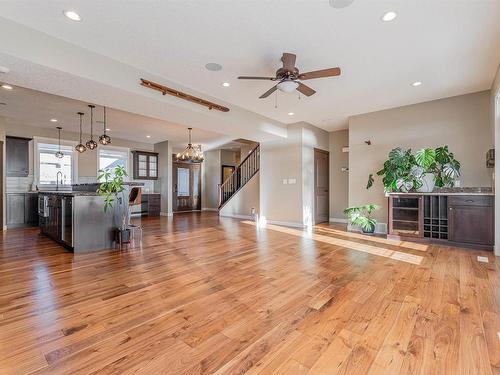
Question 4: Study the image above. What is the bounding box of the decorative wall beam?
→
[140,78,230,112]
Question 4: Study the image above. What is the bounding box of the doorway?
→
[172,161,201,212]
[221,165,235,184]
[314,148,330,224]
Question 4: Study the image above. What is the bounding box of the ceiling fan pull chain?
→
[274,90,278,109]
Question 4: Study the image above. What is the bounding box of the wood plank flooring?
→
[0,212,498,374]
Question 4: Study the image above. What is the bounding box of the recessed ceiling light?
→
[106,128,110,131]
[381,11,397,22]
[329,0,355,8]
[63,10,82,22]
[411,81,422,87]
[1,84,13,90]
[205,63,222,72]
[288,112,295,116]
[50,118,58,122]
[146,135,151,138]
[221,82,230,87]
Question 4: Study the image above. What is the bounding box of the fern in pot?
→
[344,204,380,234]
[96,165,130,241]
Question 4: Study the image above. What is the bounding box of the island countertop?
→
[389,187,494,196]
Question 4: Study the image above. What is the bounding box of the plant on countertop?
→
[367,146,461,193]
[97,165,128,230]
[344,204,380,234]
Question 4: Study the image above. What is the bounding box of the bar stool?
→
[128,187,143,246]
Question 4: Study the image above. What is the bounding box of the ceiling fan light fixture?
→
[277,80,299,93]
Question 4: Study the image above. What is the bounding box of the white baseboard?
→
[201,207,218,212]
[266,220,306,228]
[329,217,348,223]
[160,211,173,217]
[219,213,253,220]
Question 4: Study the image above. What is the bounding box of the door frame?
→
[172,159,202,212]
[313,148,330,225]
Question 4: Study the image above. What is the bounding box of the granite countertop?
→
[37,191,100,196]
[389,187,494,196]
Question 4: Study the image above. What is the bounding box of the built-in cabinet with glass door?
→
[132,151,158,180]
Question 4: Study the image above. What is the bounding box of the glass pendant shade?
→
[55,126,64,159]
[86,104,98,150]
[176,128,204,163]
[277,80,299,93]
[99,106,112,145]
[75,112,86,153]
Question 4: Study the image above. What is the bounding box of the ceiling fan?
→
[238,53,341,99]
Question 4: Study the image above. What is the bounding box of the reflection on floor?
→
[243,221,424,265]
[0,213,497,374]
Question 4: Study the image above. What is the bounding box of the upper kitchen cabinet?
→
[132,151,158,180]
[6,136,30,177]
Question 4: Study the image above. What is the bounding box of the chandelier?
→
[176,127,204,163]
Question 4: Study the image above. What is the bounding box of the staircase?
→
[218,145,260,209]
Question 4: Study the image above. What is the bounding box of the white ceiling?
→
[0,0,499,131]
[0,85,227,149]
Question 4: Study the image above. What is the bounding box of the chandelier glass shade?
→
[75,112,86,153]
[99,106,111,145]
[55,126,64,158]
[176,128,204,163]
[86,104,98,150]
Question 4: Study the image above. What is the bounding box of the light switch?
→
[288,178,296,184]
[282,179,288,184]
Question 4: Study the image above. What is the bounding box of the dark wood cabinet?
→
[448,196,494,246]
[6,136,30,177]
[388,193,494,250]
[132,151,158,180]
[25,194,39,226]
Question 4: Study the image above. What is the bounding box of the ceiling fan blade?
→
[281,53,297,71]
[238,76,276,80]
[297,82,316,97]
[259,85,278,99]
[298,67,341,80]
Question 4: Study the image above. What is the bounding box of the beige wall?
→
[349,90,493,224]
[260,123,329,227]
[219,172,259,218]
[153,140,173,215]
[202,149,221,209]
[329,130,349,220]
[491,63,500,255]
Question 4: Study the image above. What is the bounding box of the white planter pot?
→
[417,173,435,193]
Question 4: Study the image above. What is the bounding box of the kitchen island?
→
[38,183,140,252]
[388,187,494,250]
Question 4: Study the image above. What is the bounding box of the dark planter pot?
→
[116,228,131,243]
[362,227,375,235]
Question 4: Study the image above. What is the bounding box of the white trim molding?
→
[219,213,253,220]
[329,217,349,223]
[201,207,219,212]
[266,220,306,228]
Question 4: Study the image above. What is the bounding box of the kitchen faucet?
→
[56,171,63,191]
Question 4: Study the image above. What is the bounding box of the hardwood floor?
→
[0,212,498,374]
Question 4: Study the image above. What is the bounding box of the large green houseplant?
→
[97,165,130,239]
[344,204,380,234]
[367,146,460,193]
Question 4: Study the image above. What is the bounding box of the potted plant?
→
[367,146,461,193]
[96,165,130,242]
[344,204,380,234]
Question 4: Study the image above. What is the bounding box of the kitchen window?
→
[36,141,75,187]
[98,147,129,179]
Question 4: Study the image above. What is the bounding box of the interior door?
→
[314,149,330,224]
[173,162,201,212]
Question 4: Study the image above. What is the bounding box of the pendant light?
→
[75,112,86,153]
[99,106,111,145]
[175,127,204,163]
[86,104,98,150]
[55,126,64,158]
